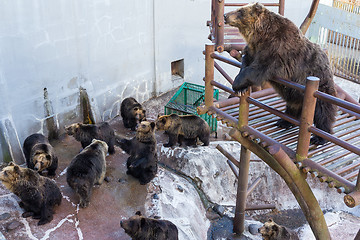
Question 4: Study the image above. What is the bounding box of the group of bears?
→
[0,2,336,238]
[0,95,210,239]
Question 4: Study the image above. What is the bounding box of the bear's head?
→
[64,123,81,136]
[87,139,109,154]
[155,115,173,131]
[136,121,156,143]
[120,211,149,238]
[132,107,146,124]
[0,162,23,190]
[31,144,52,172]
[224,3,268,42]
[259,219,283,240]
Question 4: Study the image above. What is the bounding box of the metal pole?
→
[233,145,251,234]
[205,44,215,108]
[296,76,319,161]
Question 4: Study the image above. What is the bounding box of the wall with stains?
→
[0,0,325,164]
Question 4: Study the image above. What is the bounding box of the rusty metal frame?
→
[200,43,360,239]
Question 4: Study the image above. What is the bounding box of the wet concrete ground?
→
[0,120,151,240]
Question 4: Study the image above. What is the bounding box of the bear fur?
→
[120,211,178,240]
[259,219,299,240]
[0,162,62,225]
[66,139,108,208]
[120,97,146,131]
[23,133,58,176]
[224,3,337,145]
[65,122,116,154]
[155,114,210,147]
[116,121,157,185]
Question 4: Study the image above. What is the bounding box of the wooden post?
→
[214,0,225,52]
[205,44,215,108]
[296,76,319,161]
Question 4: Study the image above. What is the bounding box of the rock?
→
[104,176,111,182]
[6,220,21,231]
[213,204,225,217]
[118,178,127,183]
[0,213,11,221]
[152,193,159,200]
[248,223,262,235]
[176,185,184,192]
[206,208,221,221]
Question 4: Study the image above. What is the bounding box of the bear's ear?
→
[272,224,279,232]
[150,122,155,130]
[13,165,21,174]
[157,114,161,119]
[253,2,263,13]
[8,162,15,166]
[46,154,52,160]
[135,211,142,216]
[143,109,146,114]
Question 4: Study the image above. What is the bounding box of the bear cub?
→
[23,133,58,176]
[120,211,178,240]
[156,114,210,147]
[224,3,337,145]
[66,139,108,208]
[117,121,157,185]
[65,121,116,154]
[120,97,146,131]
[259,219,299,240]
[0,162,62,225]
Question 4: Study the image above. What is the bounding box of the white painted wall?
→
[0,0,325,163]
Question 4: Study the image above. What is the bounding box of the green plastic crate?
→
[164,82,219,133]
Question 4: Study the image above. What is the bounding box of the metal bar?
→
[216,144,240,168]
[314,91,360,114]
[303,159,355,191]
[299,0,320,34]
[233,145,251,235]
[227,159,239,178]
[214,61,234,85]
[245,204,276,211]
[210,52,242,68]
[309,126,360,156]
[246,177,262,196]
[247,97,300,126]
[210,80,236,95]
[270,78,305,93]
[296,77,320,161]
[205,44,215,108]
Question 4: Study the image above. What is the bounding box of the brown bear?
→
[66,139,108,208]
[120,211,178,240]
[155,114,210,147]
[116,121,157,185]
[0,162,62,225]
[224,3,337,145]
[259,219,299,240]
[120,97,146,131]
[23,133,58,176]
[65,121,116,154]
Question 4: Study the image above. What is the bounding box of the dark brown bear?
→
[120,211,178,240]
[0,162,62,225]
[66,139,108,208]
[120,97,146,131]
[65,122,116,154]
[156,114,210,147]
[259,219,299,240]
[224,3,337,145]
[116,121,157,185]
[23,133,58,176]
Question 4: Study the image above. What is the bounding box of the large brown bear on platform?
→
[224,3,337,145]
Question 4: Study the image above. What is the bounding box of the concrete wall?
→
[0,0,325,164]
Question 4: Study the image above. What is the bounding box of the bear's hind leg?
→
[311,101,336,145]
[77,184,91,208]
[275,104,300,129]
[38,204,53,225]
[164,134,178,147]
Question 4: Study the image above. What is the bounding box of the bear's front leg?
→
[164,134,177,147]
[232,67,252,94]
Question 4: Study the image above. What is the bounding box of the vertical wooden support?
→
[234,90,251,234]
[214,0,224,52]
[296,77,319,161]
[233,145,251,234]
[279,0,285,15]
[205,44,215,108]
[300,0,320,34]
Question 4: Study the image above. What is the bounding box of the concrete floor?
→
[0,119,154,240]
